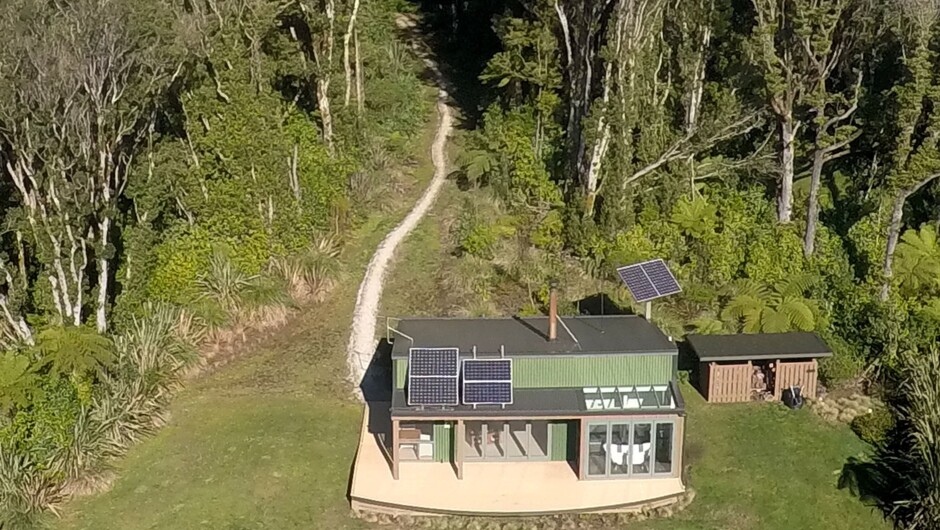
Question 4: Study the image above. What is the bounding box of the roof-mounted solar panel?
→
[409,347,459,376]
[463,381,513,405]
[407,347,460,406]
[616,258,681,303]
[462,359,512,382]
[462,359,513,405]
[408,377,459,406]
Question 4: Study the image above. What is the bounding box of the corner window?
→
[583,419,676,478]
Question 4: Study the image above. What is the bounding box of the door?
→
[584,419,676,478]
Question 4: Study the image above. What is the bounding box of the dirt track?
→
[346,36,453,398]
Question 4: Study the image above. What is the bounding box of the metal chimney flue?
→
[549,288,558,341]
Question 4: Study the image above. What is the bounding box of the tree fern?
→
[33,326,115,378]
[723,276,819,333]
[0,353,40,413]
[671,195,718,238]
[778,297,816,331]
[896,225,940,294]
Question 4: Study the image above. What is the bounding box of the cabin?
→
[349,299,688,516]
[687,332,832,404]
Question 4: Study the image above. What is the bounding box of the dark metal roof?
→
[389,315,676,358]
[687,332,832,362]
[390,382,686,418]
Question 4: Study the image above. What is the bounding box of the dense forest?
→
[0,0,429,526]
[420,0,940,526]
[2,0,940,527]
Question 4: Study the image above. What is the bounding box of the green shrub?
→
[452,200,514,260]
[851,408,895,445]
[818,336,864,384]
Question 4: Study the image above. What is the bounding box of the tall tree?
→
[552,0,617,211]
[342,0,362,112]
[296,0,337,154]
[879,0,940,301]
[584,0,758,223]
[0,0,175,335]
[800,0,865,256]
[747,0,863,225]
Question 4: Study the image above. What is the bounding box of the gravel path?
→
[346,68,453,399]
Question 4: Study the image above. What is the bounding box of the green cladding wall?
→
[396,354,674,390]
[513,355,673,388]
[395,359,407,389]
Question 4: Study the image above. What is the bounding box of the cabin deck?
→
[349,403,685,516]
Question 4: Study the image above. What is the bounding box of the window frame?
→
[583,418,677,479]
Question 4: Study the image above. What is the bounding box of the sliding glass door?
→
[583,419,675,478]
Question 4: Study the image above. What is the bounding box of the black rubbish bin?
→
[782,386,804,409]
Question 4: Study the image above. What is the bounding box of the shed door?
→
[776,360,817,399]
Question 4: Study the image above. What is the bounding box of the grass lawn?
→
[54,113,888,530]
[633,386,890,530]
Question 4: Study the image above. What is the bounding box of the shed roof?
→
[389,315,676,358]
[687,332,832,362]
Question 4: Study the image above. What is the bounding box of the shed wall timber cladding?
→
[706,362,753,403]
[513,355,674,388]
[775,360,819,401]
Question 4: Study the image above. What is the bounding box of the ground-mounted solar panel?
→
[408,347,459,377]
[408,377,459,406]
[462,359,512,382]
[463,381,513,405]
[642,259,681,297]
[617,265,658,302]
[616,258,681,303]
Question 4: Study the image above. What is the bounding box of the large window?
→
[583,419,676,478]
[465,420,551,461]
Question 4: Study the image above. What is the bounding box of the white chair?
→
[631,442,651,466]
[606,442,629,466]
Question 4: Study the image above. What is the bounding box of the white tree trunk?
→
[881,174,940,300]
[585,66,613,214]
[778,119,796,223]
[342,0,361,108]
[803,148,825,257]
[318,77,334,154]
[881,192,905,302]
[686,25,711,133]
[354,28,364,114]
[96,217,110,333]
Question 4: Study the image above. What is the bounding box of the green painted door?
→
[433,422,453,463]
[548,421,570,461]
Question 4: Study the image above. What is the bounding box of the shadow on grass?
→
[838,456,895,519]
[839,456,897,513]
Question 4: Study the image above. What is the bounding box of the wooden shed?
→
[687,333,832,404]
